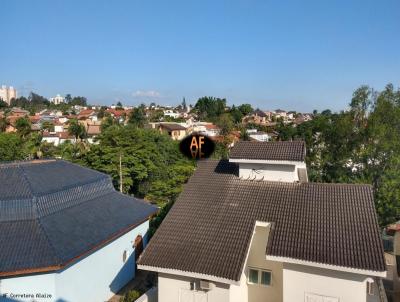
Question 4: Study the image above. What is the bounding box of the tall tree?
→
[68,119,86,140]
[15,117,31,138]
[128,104,147,127]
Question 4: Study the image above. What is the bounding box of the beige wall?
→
[245,224,283,302]
[282,263,379,302]
[238,163,305,182]
[158,273,230,302]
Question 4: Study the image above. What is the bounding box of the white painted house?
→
[0,160,157,302]
[138,141,387,302]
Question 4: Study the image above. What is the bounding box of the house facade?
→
[138,141,387,302]
[0,160,157,302]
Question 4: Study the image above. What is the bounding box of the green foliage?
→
[68,119,86,140]
[194,96,226,120]
[0,99,8,108]
[128,104,147,127]
[79,125,195,205]
[238,103,253,116]
[121,290,141,302]
[42,121,54,132]
[70,96,87,106]
[0,133,27,161]
[280,84,400,225]
[0,117,9,132]
[230,105,244,123]
[216,113,234,136]
[15,117,31,137]
[149,109,164,122]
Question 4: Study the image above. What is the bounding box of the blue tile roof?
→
[0,160,157,276]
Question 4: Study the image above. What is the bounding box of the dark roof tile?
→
[139,160,385,281]
[0,160,157,276]
[230,141,306,161]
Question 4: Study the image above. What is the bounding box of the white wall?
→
[0,221,149,302]
[238,163,305,182]
[229,272,248,302]
[158,273,230,302]
[282,263,379,302]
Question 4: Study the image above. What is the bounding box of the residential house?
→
[0,160,157,302]
[78,109,98,123]
[9,107,29,117]
[138,141,386,302]
[191,122,221,137]
[247,129,271,142]
[42,131,76,146]
[86,123,102,144]
[164,109,180,119]
[149,122,187,140]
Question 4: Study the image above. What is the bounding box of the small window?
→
[248,268,259,284]
[123,250,127,263]
[248,268,272,286]
[261,271,271,286]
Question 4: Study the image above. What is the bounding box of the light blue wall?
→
[0,220,149,302]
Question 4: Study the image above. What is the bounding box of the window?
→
[248,268,259,284]
[247,268,271,286]
[261,271,271,286]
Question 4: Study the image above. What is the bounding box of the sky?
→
[1,0,399,112]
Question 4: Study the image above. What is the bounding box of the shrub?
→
[121,290,140,302]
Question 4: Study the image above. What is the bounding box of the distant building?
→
[0,85,17,105]
[246,129,271,142]
[149,122,187,140]
[50,94,65,105]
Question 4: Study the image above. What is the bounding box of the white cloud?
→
[132,90,161,98]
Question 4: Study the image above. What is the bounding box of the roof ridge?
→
[19,164,36,218]
[35,217,63,267]
[38,189,116,220]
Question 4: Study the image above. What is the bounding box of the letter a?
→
[190,136,198,150]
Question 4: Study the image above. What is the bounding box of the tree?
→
[79,125,195,206]
[70,96,87,106]
[0,133,27,161]
[194,96,226,120]
[0,99,8,108]
[42,121,54,132]
[15,117,31,138]
[182,97,187,110]
[238,103,253,116]
[128,104,147,127]
[116,101,123,110]
[0,117,9,132]
[230,105,244,123]
[216,113,234,136]
[65,94,72,103]
[149,109,164,122]
[68,119,86,140]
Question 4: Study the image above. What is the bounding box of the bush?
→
[121,290,141,302]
